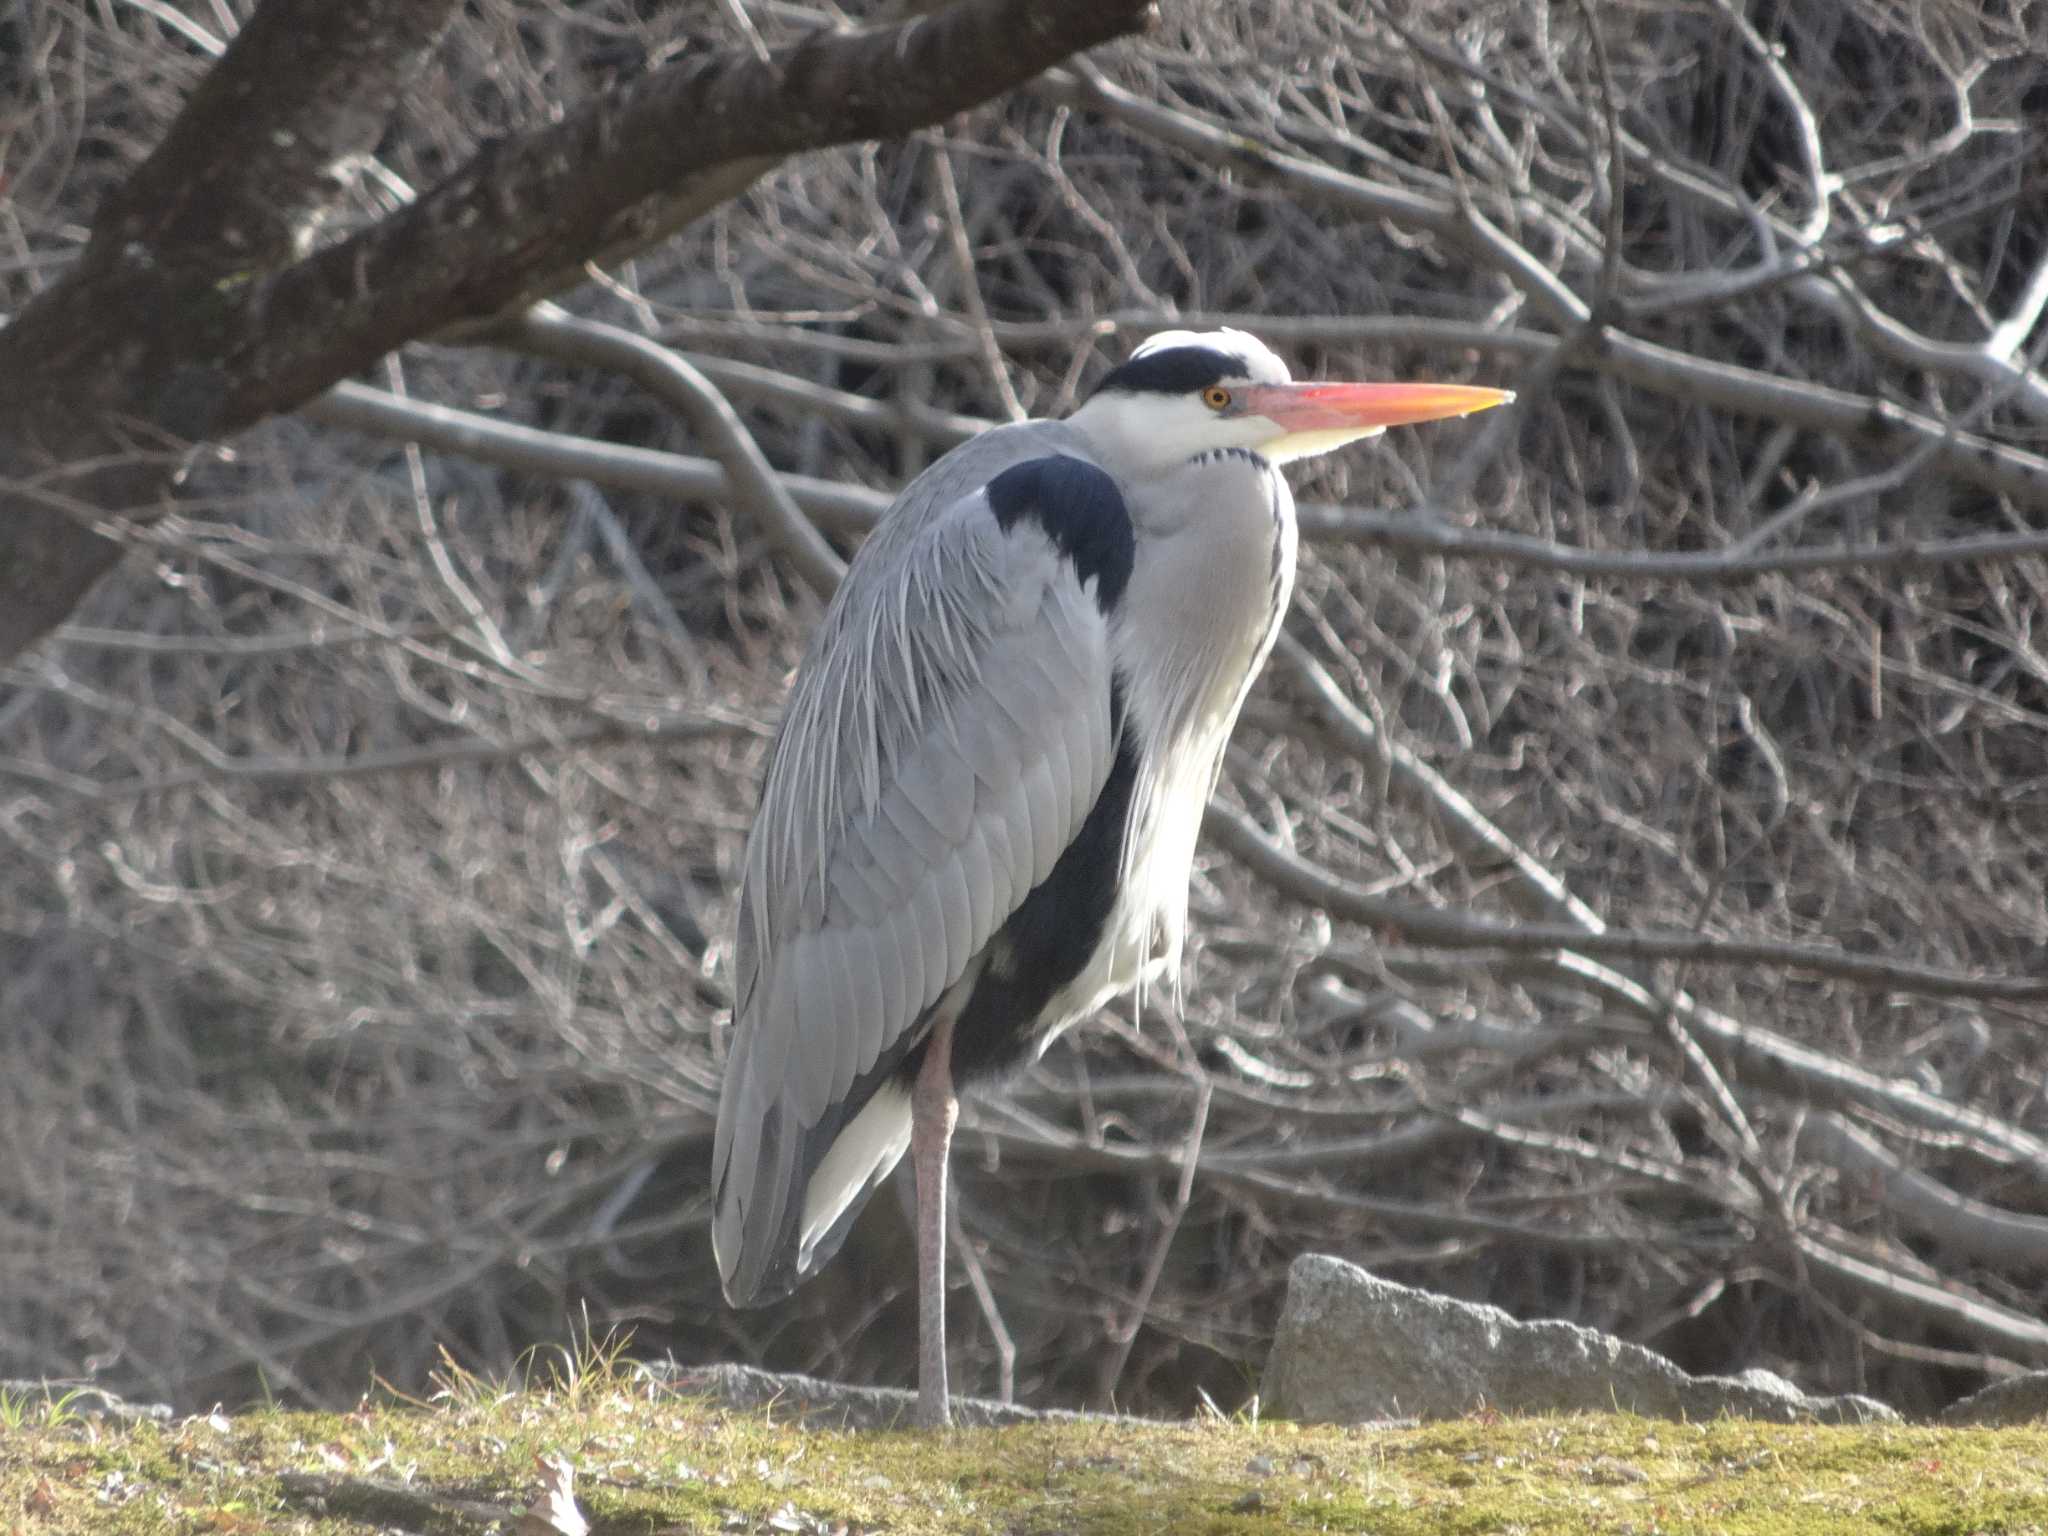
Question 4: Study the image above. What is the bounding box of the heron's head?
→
[1070,328,1511,477]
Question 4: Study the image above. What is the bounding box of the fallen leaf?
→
[515,1451,590,1536]
[199,1508,265,1533]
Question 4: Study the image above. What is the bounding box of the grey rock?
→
[1940,1370,2048,1426]
[1260,1254,1898,1426]
[0,1380,171,1423]
[646,1362,1144,1430]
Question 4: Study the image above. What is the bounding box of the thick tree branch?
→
[86,0,463,274]
[0,0,1155,666]
[216,0,1154,428]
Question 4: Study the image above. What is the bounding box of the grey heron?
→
[711,329,1510,1426]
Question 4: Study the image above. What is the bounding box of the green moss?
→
[3,1382,2045,1534]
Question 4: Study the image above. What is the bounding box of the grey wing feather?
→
[712,453,1120,1305]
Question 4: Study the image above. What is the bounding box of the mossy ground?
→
[4,1371,2046,1535]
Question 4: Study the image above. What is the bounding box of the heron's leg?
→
[909,1011,959,1429]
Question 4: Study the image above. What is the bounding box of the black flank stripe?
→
[945,675,1138,1087]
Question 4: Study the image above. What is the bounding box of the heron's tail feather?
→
[713,1048,916,1307]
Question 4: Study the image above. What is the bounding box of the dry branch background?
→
[1,0,2045,1417]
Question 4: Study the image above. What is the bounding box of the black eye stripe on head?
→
[1092,345,1247,397]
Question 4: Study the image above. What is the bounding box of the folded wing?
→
[712,455,1130,1305]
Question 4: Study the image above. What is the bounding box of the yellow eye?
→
[1202,386,1232,411]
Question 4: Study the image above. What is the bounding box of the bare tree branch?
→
[1794,1229,2048,1361]
[1205,800,2048,1004]
[0,0,1156,664]
[1042,68,2048,511]
[310,375,2048,586]
[492,307,848,595]
[1800,1112,2048,1275]
[0,710,758,801]
[303,381,892,530]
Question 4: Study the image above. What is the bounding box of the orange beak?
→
[1238,381,1514,432]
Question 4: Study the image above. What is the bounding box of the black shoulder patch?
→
[985,455,1135,612]
[1092,344,1244,398]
